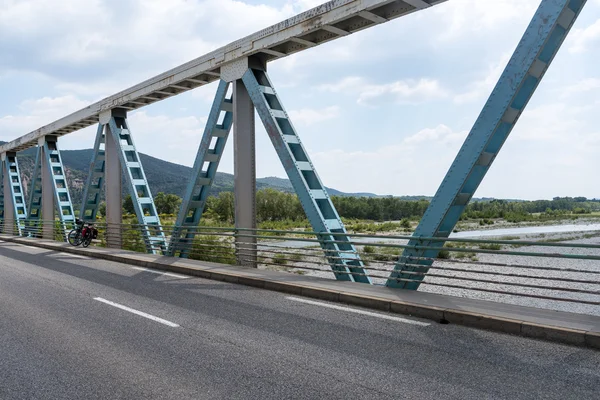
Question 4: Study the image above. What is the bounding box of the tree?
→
[154,192,182,215]
[214,192,234,223]
[98,202,106,218]
[123,194,135,214]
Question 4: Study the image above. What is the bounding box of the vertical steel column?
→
[169,81,234,257]
[233,79,257,267]
[80,124,106,222]
[241,68,371,283]
[103,113,122,249]
[387,0,587,289]
[2,152,27,235]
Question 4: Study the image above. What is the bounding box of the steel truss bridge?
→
[0,0,589,290]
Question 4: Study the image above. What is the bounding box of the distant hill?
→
[1,143,381,206]
[0,142,529,206]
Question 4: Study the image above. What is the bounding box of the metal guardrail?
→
[1,219,599,315]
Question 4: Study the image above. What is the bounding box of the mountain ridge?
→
[0,142,523,204]
[2,143,388,205]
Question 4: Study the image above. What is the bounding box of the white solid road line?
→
[93,297,180,328]
[14,244,45,252]
[62,253,91,260]
[131,266,190,279]
[286,296,431,326]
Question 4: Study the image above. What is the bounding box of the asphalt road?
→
[0,241,598,400]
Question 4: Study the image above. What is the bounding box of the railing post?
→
[233,71,258,267]
[101,110,123,249]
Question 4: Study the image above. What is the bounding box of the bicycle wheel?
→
[68,229,82,246]
[82,234,92,247]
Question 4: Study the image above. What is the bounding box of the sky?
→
[1,0,600,200]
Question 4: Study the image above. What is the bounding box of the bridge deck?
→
[1,237,598,399]
[2,233,598,349]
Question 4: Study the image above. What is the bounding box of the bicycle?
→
[68,219,98,247]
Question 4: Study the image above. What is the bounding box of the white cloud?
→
[54,81,127,100]
[319,76,448,106]
[0,95,90,141]
[125,111,208,166]
[560,78,600,98]
[453,53,510,105]
[433,0,539,42]
[511,100,597,142]
[403,124,466,145]
[0,0,298,76]
[569,18,600,53]
[310,124,467,195]
[288,106,340,126]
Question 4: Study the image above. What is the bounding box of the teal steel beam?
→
[168,80,233,257]
[106,113,166,254]
[2,153,27,235]
[80,124,106,222]
[387,0,588,289]
[41,136,77,240]
[242,67,371,284]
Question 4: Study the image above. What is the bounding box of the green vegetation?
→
[272,253,288,265]
[11,140,600,232]
[154,192,182,215]
[478,243,502,251]
[500,236,520,240]
[290,253,304,262]
[437,250,451,259]
[462,198,600,222]
[360,244,402,263]
[188,235,236,265]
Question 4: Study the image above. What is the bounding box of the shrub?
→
[437,250,450,259]
[272,253,288,265]
[479,243,502,251]
[122,228,147,253]
[363,245,376,254]
[188,235,236,265]
[290,253,304,262]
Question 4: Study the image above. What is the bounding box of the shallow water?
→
[451,223,600,238]
[267,222,600,249]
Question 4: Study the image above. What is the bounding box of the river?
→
[264,222,600,249]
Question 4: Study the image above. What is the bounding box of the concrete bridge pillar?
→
[233,79,257,267]
[38,137,55,239]
[100,109,124,249]
[223,57,265,267]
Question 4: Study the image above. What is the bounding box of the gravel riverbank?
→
[257,227,600,316]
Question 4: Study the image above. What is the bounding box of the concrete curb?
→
[2,235,598,350]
